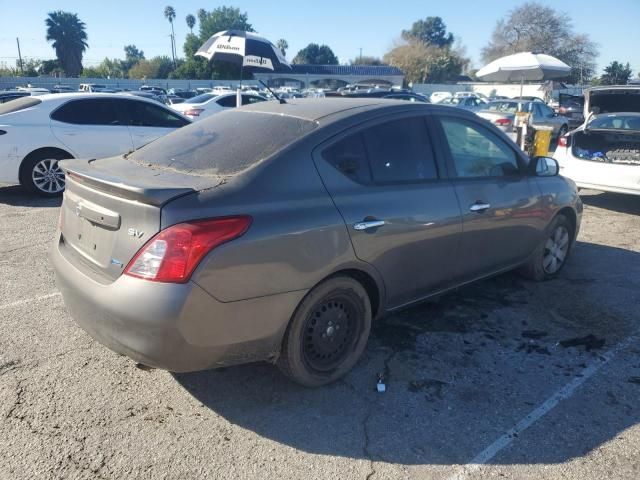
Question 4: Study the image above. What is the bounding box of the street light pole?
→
[16,37,24,75]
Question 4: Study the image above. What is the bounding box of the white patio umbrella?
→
[476,52,571,97]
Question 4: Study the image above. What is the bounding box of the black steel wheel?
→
[278,276,372,387]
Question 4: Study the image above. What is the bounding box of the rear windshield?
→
[129,109,318,176]
[186,93,216,104]
[0,96,42,115]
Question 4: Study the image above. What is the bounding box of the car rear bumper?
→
[51,235,306,372]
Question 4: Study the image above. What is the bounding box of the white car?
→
[0,93,190,196]
[170,92,266,121]
[429,91,452,103]
[554,86,640,196]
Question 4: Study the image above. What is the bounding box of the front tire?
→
[520,214,573,281]
[278,276,372,387]
[19,151,68,197]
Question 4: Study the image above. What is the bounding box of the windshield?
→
[588,114,640,131]
[185,93,216,104]
[485,101,519,113]
[129,110,318,176]
[0,97,42,115]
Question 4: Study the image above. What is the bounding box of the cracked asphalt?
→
[1,185,639,480]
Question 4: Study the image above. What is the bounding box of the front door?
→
[49,98,134,158]
[434,114,543,282]
[313,114,462,308]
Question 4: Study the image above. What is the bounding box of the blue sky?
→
[0,0,638,75]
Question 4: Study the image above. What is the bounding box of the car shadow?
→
[174,240,640,466]
[0,184,62,208]
[580,190,640,215]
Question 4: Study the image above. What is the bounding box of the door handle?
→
[353,220,385,231]
[469,202,491,212]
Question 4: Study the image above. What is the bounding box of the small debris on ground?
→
[376,373,386,393]
[628,376,640,385]
[516,342,551,355]
[559,334,606,351]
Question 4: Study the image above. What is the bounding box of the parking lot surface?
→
[1,185,639,480]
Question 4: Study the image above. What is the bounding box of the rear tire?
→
[278,276,371,387]
[519,214,573,281]
[19,150,69,197]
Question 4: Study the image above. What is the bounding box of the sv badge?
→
[127,228,144,239]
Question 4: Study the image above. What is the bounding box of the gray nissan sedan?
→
[52,98,582,387]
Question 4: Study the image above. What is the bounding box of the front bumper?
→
[51,236,306,372]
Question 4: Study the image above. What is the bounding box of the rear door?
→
[50,98,134,158]
[433,114,543,282]
[313,113,462,308]
[124,99,190,150]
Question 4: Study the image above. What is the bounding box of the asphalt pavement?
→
[1,185,639,479]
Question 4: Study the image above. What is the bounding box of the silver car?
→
[52,98,582,387]
[478,100,569,138]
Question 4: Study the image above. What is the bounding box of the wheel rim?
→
[302,292,363,373]
[32,159,65,193]
[542,225,570,274]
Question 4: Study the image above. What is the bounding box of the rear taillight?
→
[558,135,569,148]
[184,108,204,116]
[124,216,252,283]
[494,118,512,126]
[558,107,567,114]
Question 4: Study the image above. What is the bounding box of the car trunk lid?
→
[58,155,222,282]
[584,87,640,117]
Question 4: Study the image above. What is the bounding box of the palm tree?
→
[164,6,177,67]
[197,8,207,24]
[276,39,288,57]
[45,11,88,77]
[185,14,196,34]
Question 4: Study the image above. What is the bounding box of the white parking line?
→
[447,333,639,480]
[0,292,62,310]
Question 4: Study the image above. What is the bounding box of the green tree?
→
[164,6,177,67]
[600,61,633,85]
[402,17,454,48]
[482,1,598,84]
[292,43,338,65]
[276,39,288,57]
[383,39,466,84]
[198,6,253,39]
[45,11,88,77]
[186,14,196,33]
[128,56,174,79]
[122,44,145,72]
[350,55,383,66]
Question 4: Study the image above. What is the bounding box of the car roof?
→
[240,97,453,123]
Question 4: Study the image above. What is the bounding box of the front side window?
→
[440,117,520,178]
[242,95,266,105]
[50,99,122,125]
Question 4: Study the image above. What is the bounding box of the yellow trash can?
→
[533,126,554,157]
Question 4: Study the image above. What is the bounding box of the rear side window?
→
[322,134,371,184]
[126,100,189,128]
[439,117,520,178]
[216,95,237,107]
[362,117,438,183]
[323,116,438,184]
[129,110,317,176]
[51,99,122,125]
[0,96,41,114]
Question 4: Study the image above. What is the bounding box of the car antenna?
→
[259,80,287,104]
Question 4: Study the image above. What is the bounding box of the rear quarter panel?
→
[162,139,366,303]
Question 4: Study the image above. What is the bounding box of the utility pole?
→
[16,37,24,74]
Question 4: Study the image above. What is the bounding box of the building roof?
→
[286,64,404,76]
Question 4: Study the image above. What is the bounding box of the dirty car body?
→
[52,98,582,385]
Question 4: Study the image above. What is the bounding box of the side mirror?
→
[532,156,559,177]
